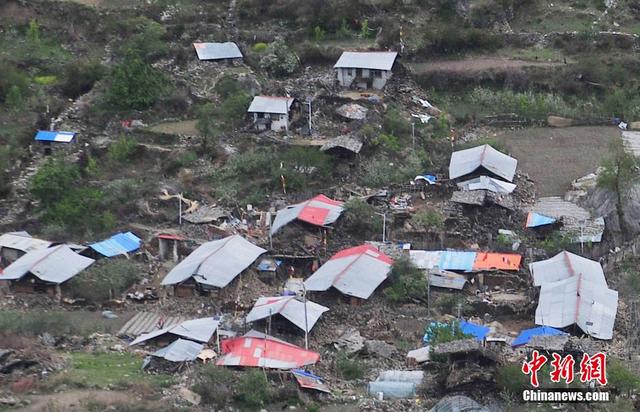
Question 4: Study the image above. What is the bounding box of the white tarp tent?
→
[449,144,517,182]
[245,296,329,333]
[529,251,606,287]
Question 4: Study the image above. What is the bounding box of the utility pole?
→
[302,283,309,350]
[306,98,312,136]
[411,121,415,151]
[375,211,387,243]
[178,193,182,225]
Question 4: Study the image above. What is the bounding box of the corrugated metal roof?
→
[535,275,618,340]
[89,232,141,257]
[245,296,329,333]
[334,51,398,70]
[152,339,204,362]
[0,232,51,253]
[0,245,94,284]
[34,130,76,143]
[161,235,266,288]
[304,244,393,299]
[270,195,344,235]
[529,251,606,287]
[456,176,516,193]
[449,144,517,182]
[622,130,640,156]
[117,312,186,338]
[193,42,243,60]
[247,96,295,114]
[439,251,476,272]
[428,272,467,290]
[525,212,557,228]
[130,317,220,346]
[511,326,567,347]
[217,332,320,369]
[530,196,604,243]
[472,252,521,271]
[429,395,490,412]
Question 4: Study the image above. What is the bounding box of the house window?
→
[373,70,382,78]
[347,68,353,76]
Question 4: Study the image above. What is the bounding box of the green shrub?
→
[496,363,529,396]
[259,38,299,77]
[341,198,383,240]
[214,75,242,99]
[66,260,141,303]
[117,17,168,62]
[253,42,268,52]
[216,91,251,130]
[359,153,422,187]
[411,209,444,231]
[608,359,640,395]
[0,311,103,337]
[423,26,501,55]
[196,103,219,153]
[34,75,57,86]
[108,135,138,163]
[61,61,106,99]
[0,60,28,104]
[313,26,326,42]
[426,320,472,345]
[273,147,333,192]
[192,365,234,408]
[107,50,167,111]
[537,231,572,254]
[383,105,411,137]
[235,370,272,409]
[335,352,365,380]
[5,85,24,110]
[164,151,197,175]
[384,257,427,303]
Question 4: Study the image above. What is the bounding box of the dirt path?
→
[496,126,620,196]
[17,390,135,411]
[409,57,563,74]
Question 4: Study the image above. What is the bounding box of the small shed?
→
[193,42,243,62]
[334,51,398,90]
[34,130,77,155]
[247,96,298,132]
[0,232,51,267]
[158,233,185,262]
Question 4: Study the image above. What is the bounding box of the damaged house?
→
[161,235,266,297]
[0,232,51,267]
[334,51,398,90]
[130,317,220,346]
[527,196,605,243]
[34,130,77,156]
[270,194,344,236]
[530,251,618,340]
[304,244,393,302]
[0,245,94,297]
[247,96,298,132]
[245,295,329,334]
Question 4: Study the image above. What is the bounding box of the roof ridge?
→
[196,235,238,276]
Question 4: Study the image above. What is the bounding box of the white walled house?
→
[247,96,298,132]
[334,51,398,90]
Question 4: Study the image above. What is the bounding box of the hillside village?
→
[2,0,640,411]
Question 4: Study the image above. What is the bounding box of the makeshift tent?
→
[525,212,557,228]
[245,296,329,333]
[457,176,516,194]
[216,331,320,369]
[459,320,490,341]
[449,144,517,182]
[535,275,618,340]
[270,195,344,235]
[512,326,567,347]
[529,251,606,287]
[304,244,393,299]
[89,232,141,257]
[472,252,521,271]
[34,130,76,143]
[1,245,94,284]
[291,369,330,393]
[130,317,220,346]
[161,235,266,288]
[151,339,204,362]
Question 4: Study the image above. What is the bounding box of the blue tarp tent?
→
[512,326,566,347]
[89,232,141,257]
[439,251,476,272]
[34,130,76,143]
[526,212,557,228]
[459,320,490,341]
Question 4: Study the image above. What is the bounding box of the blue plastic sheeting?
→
[459,320,490,341]
[258,259,282,272]
[368,381,416,399]
[34,130,76,143]
[526,212,557,228]
[89,232,141,257]
[415,174,437,184]
[439,251,476,272]
[512,326,566,347]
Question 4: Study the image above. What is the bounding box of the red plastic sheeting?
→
[216,336,320,369]
[472,252,521,271]
[298,206,330,226]
[331,244,394,265]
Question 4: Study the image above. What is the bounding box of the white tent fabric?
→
[529,251,606,287]
[245,296,329,333]
[456,176,516,194]
[152,339,204,362]
[161,235,266,288]
[130,317,220,346]
[449,144,517,182]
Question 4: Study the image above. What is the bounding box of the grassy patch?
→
[60,352,174,389]
[0,310,120,337]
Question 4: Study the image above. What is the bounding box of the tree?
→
[259,38,300,77]
[342,198,383,240]
[5,85,23,111]
[197,103,219,153]
[597,140,639,236]
[30,157,80,208]
[107,50,167,111]
[27,19,40,45]
[384,257,427,303]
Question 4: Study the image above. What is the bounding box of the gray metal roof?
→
[245,296,329,333]
[117,312,187,338]
[270,195,344,235]
[536,275,618,340]
[0,232,51,253]
[429,395,490,412]
[130,317,220,346]
[1,245,94,284]
[161,235,266,288]
[530,196,605,243]
[152,339,204,362]
[456,176,516,194]
[247,96,295,114]
[449,144,517,182]
[334,51,398,70]
[529,251,606,287]
[193,42,243,60]
[320,136,363,154]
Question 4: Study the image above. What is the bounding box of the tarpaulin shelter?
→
[151,339,204,362]
[459,320,490,341]
[245,296,329,333]
[511,326,567,347]
[34,130,76,143]
[291,369,330,393]
[449,144,517,182]
[216,331,319,369]
[525,212,557,228]
[457,176,516,194]
[472,252,521,271]
[304,244,393,299]
[88,232,141,258]
[529,251,606,287]
[270,195,344,235]
[161,235,266,289]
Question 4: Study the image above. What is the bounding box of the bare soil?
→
[409,57,563,74]
[18,390,138,412]
[496,126,620,196]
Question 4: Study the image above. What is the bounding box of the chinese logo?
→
[522,350,607,387]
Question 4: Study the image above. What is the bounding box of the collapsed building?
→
[0,232,51,266]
